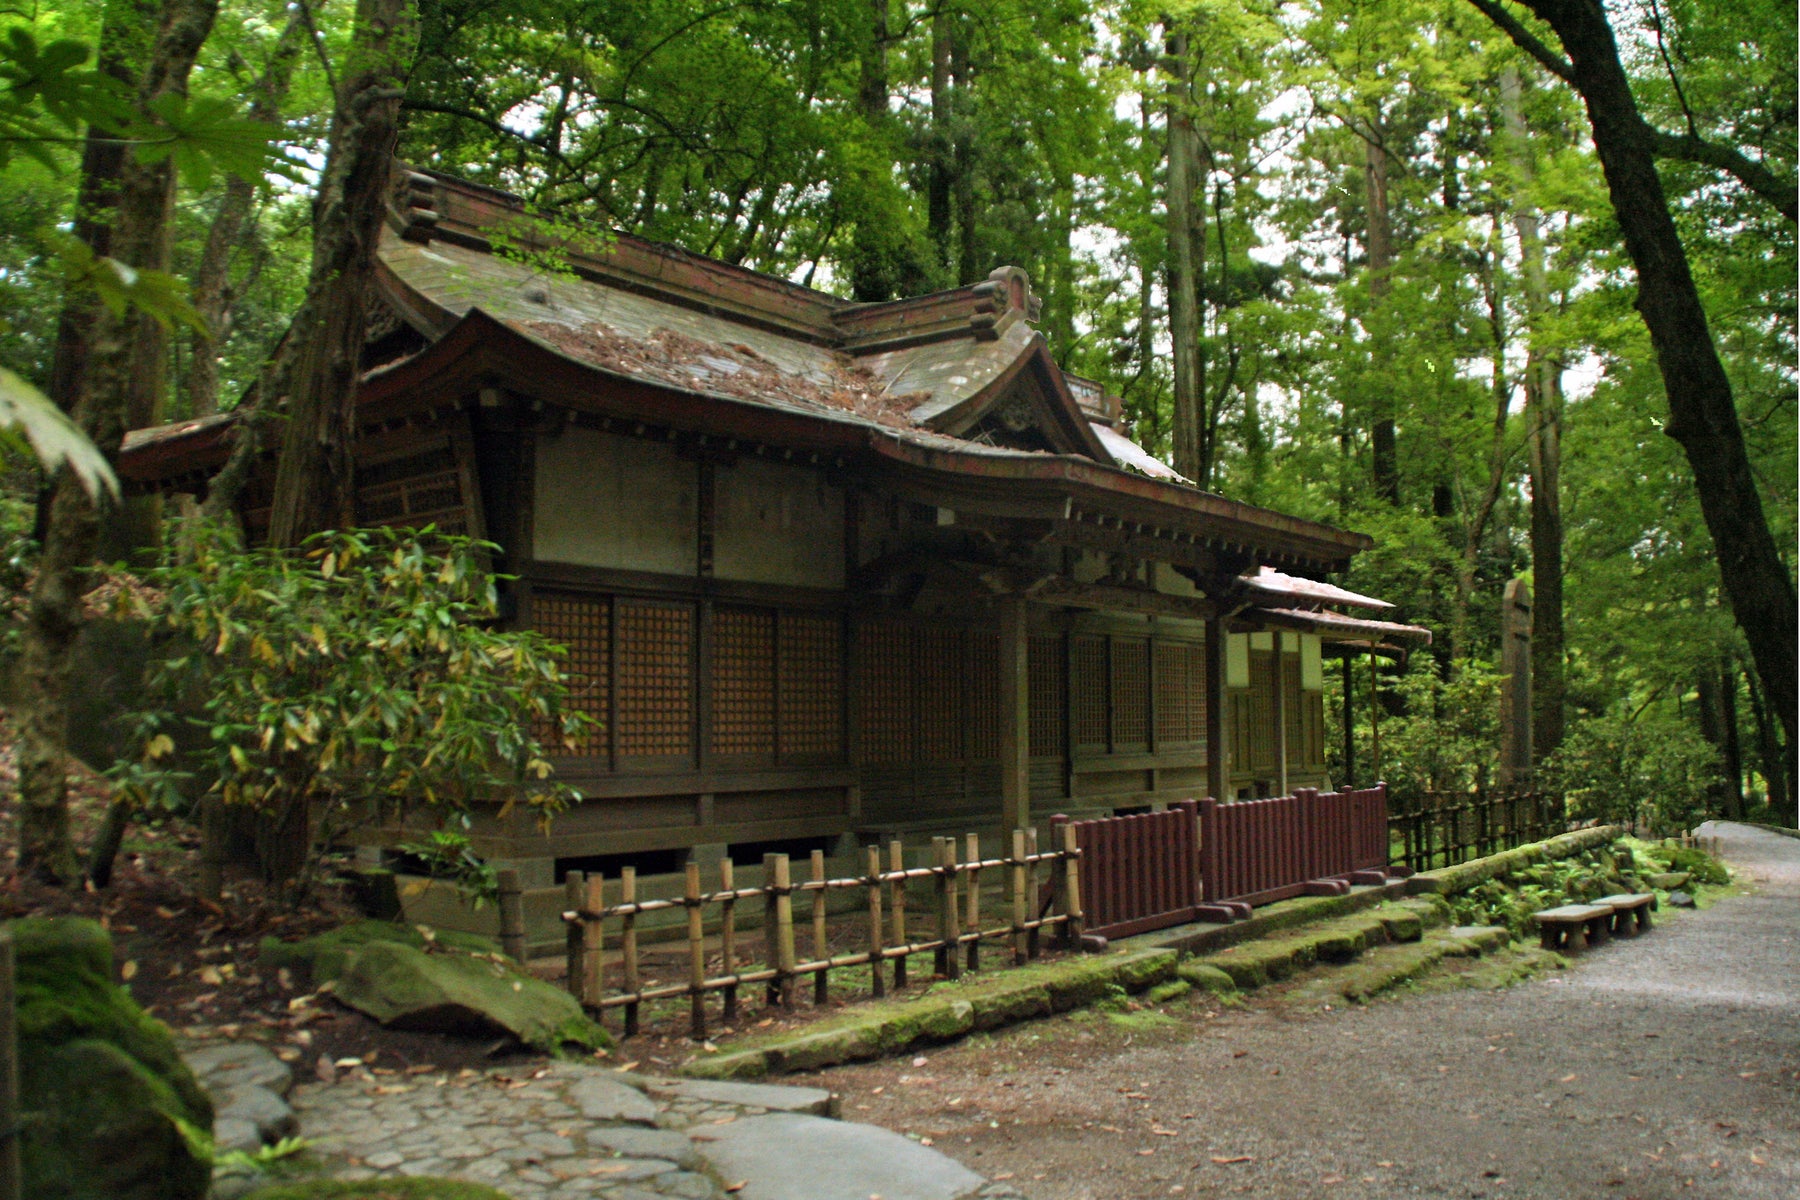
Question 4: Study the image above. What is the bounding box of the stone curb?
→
[1402,824,1624,894]
[679,949,1179,1080]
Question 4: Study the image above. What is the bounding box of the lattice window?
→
[778,612,842,759]
[1229,691,1255,777]
[916,626,964,762]
[617,599,694,761]
[1282,656,1304,769]
[1302,691,1326,768]
[966,632,1000,760]
[1028,636,1065,756]
[712,607,775,759]
[531,590,609,756]
[1156,641,1206,745]
[1111,638,1150,748]
[1071,636,1108,748]
[1248,651,1277,772]
[857,618,914,764]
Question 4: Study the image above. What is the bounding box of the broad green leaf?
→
[0,367,118,499]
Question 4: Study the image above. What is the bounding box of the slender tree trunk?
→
[16,0,220,885]
[1500,65,1567,763]
[951,27,977,285]
[1745,664,1791,817]
[1719,654,1744,819]
[1501,0,1798,750]
[187,9,308,419]
[1453,225,1513,665]
[1165,33,1203,483]
[927,8,953,259]
[1364,131,1399,503]
[266,0,417,547]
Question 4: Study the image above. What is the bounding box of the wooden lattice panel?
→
[1071,635,1108,747]
[616,599,694,761]
[1111,638,1150,748]
[1028,636,1065,756]
[916,626,964,762]
[1282,656,1304,766]
[966,632,1000,759]
[531,590,609,755]
[1247,651,1277,772]
[778,611,843,759]
[857,618,915,764]
[1155,641,1206,745]
[711,607,776,758]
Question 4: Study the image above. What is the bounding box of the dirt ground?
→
[796,822,1800,1200]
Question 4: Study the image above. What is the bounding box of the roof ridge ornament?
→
[394,170,440,244]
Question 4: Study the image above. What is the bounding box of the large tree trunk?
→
[1364,132,1399,503]
[1500,64,1566,762]
[1499,0,1797,752]
[186,8,307,419]
[1165,32,1203,483]
[15,0,220,885]
[265,0,416,547]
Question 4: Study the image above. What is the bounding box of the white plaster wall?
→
[534,427,698,574]
[714,456,845,588]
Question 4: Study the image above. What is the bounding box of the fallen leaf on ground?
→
[1210,1155,1253,1165]
[1560,1073,1578,1083]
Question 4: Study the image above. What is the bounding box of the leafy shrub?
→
[1540,706,1722,834]
[109,527,589,896]
[1376,659,1504,799]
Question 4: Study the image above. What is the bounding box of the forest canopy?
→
[2,0,1794,856]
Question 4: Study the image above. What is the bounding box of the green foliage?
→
[109,527,590,891]
[396,825,499,909]
[1371,658,1504,798]
[1540,707,1723,834]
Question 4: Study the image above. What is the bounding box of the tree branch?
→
[1464,0,1573,83]
[1651,129,1798,223]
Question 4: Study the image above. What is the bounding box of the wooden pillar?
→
[1000,594,1031,831]
[1205,615,1228,802]
[1272,635,1289,797]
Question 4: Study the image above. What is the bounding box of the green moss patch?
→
[10,916,214,1200]
[261,921,498,987]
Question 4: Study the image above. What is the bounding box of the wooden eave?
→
[916,333,1114,464]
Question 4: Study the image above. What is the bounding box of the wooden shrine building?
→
[120,168,1429,886]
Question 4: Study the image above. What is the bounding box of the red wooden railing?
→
[1049,801,1202,939]
[1197,784,1390,907]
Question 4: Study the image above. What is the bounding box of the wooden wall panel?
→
[778,612,843,760]
[1071,635,1108,748]
[616,599,694,763]
[531,590,610,756]
[1028,636,1065,756]
[1155,641,1205,746]
[1110,638,1150,750]
[711,607,776,759]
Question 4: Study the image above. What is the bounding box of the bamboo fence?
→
[559,825,1082,1039]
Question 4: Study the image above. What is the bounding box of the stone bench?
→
[1594,892,1655,936]
[1531,903,1615,952]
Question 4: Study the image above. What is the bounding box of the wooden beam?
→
[1028,578,1218,623]
[1205,615,1228,802]
[999,595,1031,831]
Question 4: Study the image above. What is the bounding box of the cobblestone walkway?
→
[195,1047,1027,1200]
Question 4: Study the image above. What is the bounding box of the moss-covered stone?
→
[1377,910,1424,943]
[328,940,608,1053]
[969,983,1052,1030]
[11,916,213,1200]
[1175,962,1239,996]
[260,920,498,987]
[1145,979,1192,1004]
[1405,826,1620,895]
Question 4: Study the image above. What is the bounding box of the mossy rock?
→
[328,941,609,1053]
[261,920,499,987]
[10,916,213,1200]
[245,1179,515,1200]
[1145,979,1192,1004]
[1175,962,1239,997]
[1377,910,1424,943]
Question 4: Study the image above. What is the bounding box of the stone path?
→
[189,1042,1026,1200]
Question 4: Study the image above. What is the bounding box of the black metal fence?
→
[1387,787,1565,872]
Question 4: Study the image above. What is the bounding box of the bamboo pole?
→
[497,868,527,963]
[1025,826,1041,959]
[563,870,585,1004]
[720,857,738,1023]
[770,853,797,1007]
[686,862,707,1039]
[1010,828,1028,966]
[935,837,960,980]
[888,839,908,989]
[1060,822,1084,947]
[964,832,982,973]
[620,866,640,1036]
[581,873,605,1014]
[866,844,886,998]
[811,849,829,1005]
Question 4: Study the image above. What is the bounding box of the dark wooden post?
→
[497,868,527,964]
[620,867,640,1035]
[1205,616,1229,803]
[581,874,605,1014]
[866,844,886,998]
[888,840,908,989]
[810,849,830,1004]
[964,832,982,972]
[719,857,739,1022]
[1272,635,1290,797]
[685,862,706,1039]
[563,870,586,1004]
[999,595,1031,832]
[1059,820,1084,947]
[934,837,960,980]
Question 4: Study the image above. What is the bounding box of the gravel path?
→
[806,822,1800,1200]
